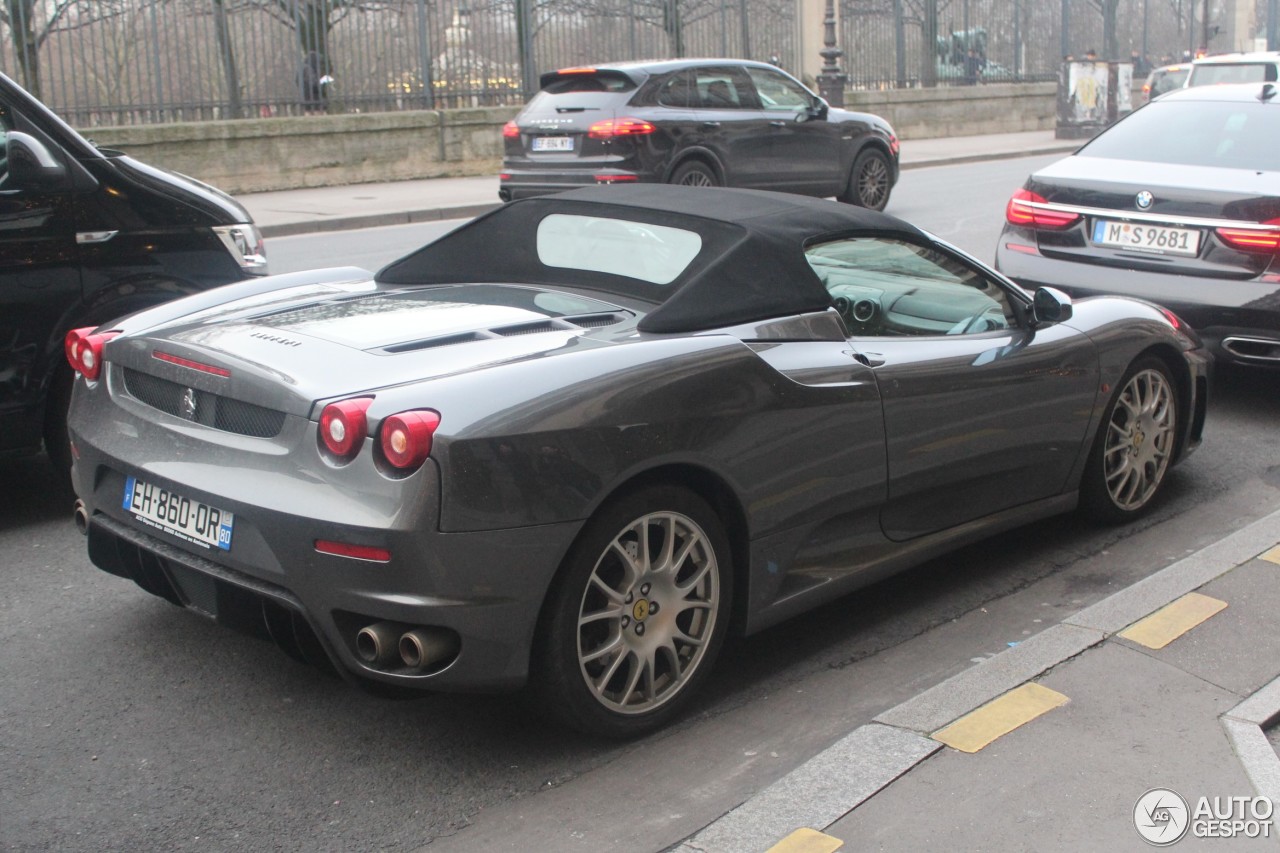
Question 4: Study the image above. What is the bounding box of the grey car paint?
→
[67,189,1209,720]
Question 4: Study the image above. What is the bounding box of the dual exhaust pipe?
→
[356,621,459,672]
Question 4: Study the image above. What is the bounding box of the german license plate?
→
[531,136,574,152]
[123,475,234,551]
[1092,219,1200,256]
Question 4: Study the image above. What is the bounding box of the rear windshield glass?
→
[537,214,703,285]
[1079,100,1280,171]
[541,71,636,94]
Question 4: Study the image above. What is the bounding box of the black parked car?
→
[499,59,900,210]
[996,83,1280,367]
[0,72,266,474]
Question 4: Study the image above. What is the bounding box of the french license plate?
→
[123,475,234,551]
[1092,219,1200,256]
[531,136,574,152]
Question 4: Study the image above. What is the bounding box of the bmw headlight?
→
[213,223,268,275]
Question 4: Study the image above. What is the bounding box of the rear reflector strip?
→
[314,540,391,562]
[153,351,232,377]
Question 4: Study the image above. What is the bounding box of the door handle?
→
[77,231,118,245]
[701,121,721,128]
[850,350,885,367]
[769,120,787,128]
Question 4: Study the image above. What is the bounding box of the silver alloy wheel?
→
[858,155,889,208]
[575,510,720,715]
[1102,367,1175,511]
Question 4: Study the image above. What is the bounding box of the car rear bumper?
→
[996,239,1280,367]
[68,380,582,694]
[498,169,655,201]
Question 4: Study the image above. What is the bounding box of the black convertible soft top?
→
[377,185,927,334]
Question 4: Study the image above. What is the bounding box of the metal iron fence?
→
[0,0,1256,127]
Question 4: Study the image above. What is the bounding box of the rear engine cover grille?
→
[122,368,286,438]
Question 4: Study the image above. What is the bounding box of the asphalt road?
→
[4,157,1278,852]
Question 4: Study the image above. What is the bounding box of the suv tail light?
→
[1005,189,1081,229]
[588,118,656,139]
[502,120,520,139]
[1215,217,1280,252]
[380,410,441,470]
[65,327,119,381]
[319,397,374,459]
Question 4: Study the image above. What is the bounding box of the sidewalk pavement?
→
[241,129,1080,239]
[678,509,1280,852]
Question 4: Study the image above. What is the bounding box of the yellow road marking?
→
[932,682,1069,754]
[1260,546,1280,565]
[767,828,844,853]
[1118,592,1227,650]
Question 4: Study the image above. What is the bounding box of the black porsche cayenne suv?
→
[499,59,900,210]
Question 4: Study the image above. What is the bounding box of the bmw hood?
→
[103,274,634,417]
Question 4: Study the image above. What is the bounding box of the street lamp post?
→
[815,0,846,107]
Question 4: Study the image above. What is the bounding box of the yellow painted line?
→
[766,827,844,853]
[932,682,1069,754]
[1260,546,1280,565]
[1118,592,1228,650]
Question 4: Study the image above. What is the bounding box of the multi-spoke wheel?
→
[531,485,732,737]
[839,148,892,211]
[1081,357,1179,522]
[669,160,719,188]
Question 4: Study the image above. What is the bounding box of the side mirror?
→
[1031,286,1073,327]
[810,96,829,121]
[6,131,68,189]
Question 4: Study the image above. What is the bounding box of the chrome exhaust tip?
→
[399,627,460,670]
[355,622,403,666]
[73,500,89,535]
[1222,336,1280,362]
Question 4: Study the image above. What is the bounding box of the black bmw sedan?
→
[996,83,1280,367]
[498,59,900,210]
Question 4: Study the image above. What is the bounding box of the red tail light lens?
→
[314,540,391,562]
[502,121,520,138]
[319,397,373,459]
[380,410,441,470]
[888,134,900,156]
[65,327,119,381]
[1005,189,1081,229]
[588,118,657,139]
[594,174,638,183]
[1215,218,1280,252]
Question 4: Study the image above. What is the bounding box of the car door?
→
[689,65,773,188]
[807,235,1098,541]
[0,98,83,454]
[742,65,842,195]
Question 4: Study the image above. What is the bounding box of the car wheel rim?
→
[575,510,720,715]
[679,170,713,187]
[859,157,888,207]
[1103,368,1175,512]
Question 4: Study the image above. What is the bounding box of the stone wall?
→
[85,107,512,195]
[80,83,1080,195]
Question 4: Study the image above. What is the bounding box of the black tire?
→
[43,364,76,494]
[1080,356,1179,523]
[840,148,892,211]
[530,485,733,738]
[669,160,720,188]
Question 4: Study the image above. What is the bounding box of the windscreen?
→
[1079,99,1280,171]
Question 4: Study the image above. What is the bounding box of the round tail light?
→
[319,397,374,459]
[65,327,119,381]
[380,410,441,470]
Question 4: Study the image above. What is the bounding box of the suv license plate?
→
[1092,219,1200,256]
[123,475,234,551]
[531,136,574,152]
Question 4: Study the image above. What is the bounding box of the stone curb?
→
[257,144,1079,240]
[679,508,1280,853]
